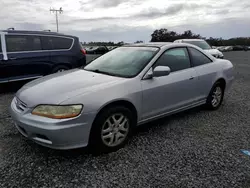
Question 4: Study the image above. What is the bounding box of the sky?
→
[0,0,250,42]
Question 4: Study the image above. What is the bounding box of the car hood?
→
[16,69,125,107]
[204,49,223,56]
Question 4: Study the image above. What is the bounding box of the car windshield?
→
[84,46,159,78]
[185,41,212,50]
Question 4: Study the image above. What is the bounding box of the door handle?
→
[189,77,195,80]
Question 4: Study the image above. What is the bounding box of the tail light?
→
[81,49,86,55]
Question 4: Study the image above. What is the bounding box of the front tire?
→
[206,82,225,110]
[89,106,134,154]
[52,65,69,73]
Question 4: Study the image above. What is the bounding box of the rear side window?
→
[41,36,73,50]
[154,48,191,72]
[6,35,42,52]
[50,36,73,50]
[188,47,212,67]
[41,36,52,50]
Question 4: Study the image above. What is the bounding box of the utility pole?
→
[50,7,63,32]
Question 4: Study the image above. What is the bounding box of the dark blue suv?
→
[0,30,86,83]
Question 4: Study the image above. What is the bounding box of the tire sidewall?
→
[52,65,69,73]
[89,106,134,154]
[206,82,225,110]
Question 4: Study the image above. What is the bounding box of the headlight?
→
[219,53,224,58]
[32,105,83,119]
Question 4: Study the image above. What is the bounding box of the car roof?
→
[175,39,205,42]
[124,42,173,48]
[0,30,76,38]
[124,42,203,49]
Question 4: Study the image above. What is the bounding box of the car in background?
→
[0,30,86,84]
[216,46,227,52]
[224,46,233,52]
[107,46,118,51]
[232,45,249,51]
[174,39,224,59]
[10,42,234,153]
[86,46,109,55]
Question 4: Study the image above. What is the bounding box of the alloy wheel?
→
[56,69,65,73]
[101,113,129,147]
[211,86,222,107]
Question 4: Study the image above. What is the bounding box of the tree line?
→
[82,41,125,46]
[81,28,250,46]
[150,28,250,46]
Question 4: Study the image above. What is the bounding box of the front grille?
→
[15,97,27,112]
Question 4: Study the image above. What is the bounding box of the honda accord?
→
[10,42,234,153]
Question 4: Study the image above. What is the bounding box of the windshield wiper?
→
[85,69,119,77]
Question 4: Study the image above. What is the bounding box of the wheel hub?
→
[101,113,129,147]
[211,86,222,107]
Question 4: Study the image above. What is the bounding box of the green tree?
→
[134,40,143,43]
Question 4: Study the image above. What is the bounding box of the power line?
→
[50,7,63,32]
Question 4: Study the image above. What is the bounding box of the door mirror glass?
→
[153,66,170,77]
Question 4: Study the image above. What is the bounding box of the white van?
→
[174,39,224,59]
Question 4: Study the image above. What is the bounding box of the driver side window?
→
[154,48,191,72]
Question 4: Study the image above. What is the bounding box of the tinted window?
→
[154,48,191,72]
[50,37,73,50]
[41,36,52,50]
[33,37,42,50]
[40,36,73,50]
[188,47,212,67]
[6,35,42,52]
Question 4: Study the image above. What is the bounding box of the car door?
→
[5,34,50,81]
[187,47,217,100]
[141,47,199,120]
[0,33,11,83]
[0,33,7,83]
[47,36,75,70]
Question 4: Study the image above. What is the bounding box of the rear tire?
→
[52,65,69,73]
[89,106,135,154]
[206,82,225,110]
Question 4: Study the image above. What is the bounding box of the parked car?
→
[232,45,248,51]
[86,46,109,55]
[217,46,227,52]
[0,30,86,83]
[224,46,233,52]
[174,39,224,59]
[10,42,234,153]
[107,46,118,51]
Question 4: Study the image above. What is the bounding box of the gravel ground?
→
[1,51,250,188]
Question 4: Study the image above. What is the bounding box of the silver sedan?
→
[9,42,234,153]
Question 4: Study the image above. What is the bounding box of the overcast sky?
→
[0,0,250,42]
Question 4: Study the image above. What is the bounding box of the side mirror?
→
[153,66,171,77]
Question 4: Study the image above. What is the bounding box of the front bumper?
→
[9,99,97,150]
[212,54,224,59]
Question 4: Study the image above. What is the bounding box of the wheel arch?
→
[51,63,72,73]
[52,63,72,70]
[214,78,226,90]
[95,99,138,124]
